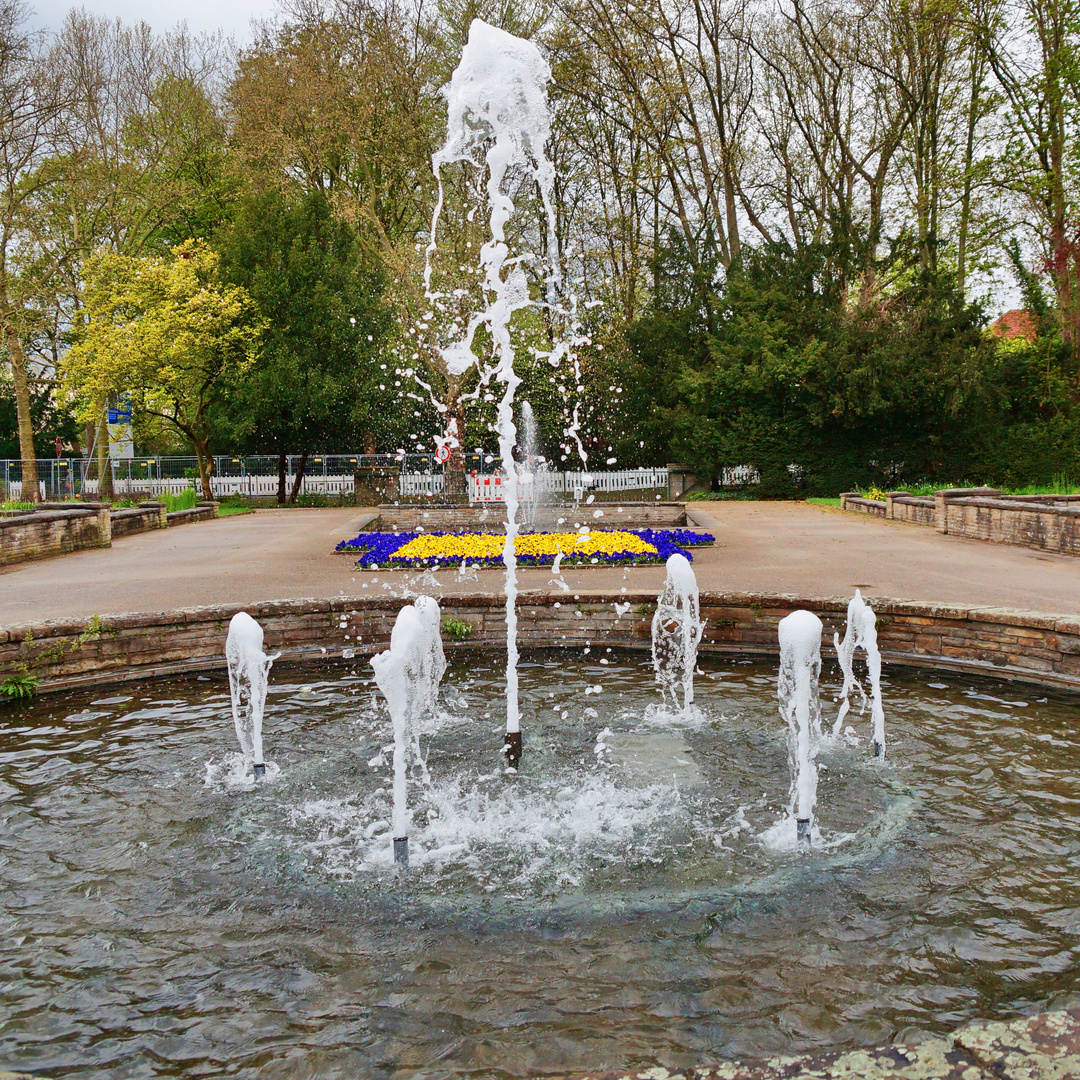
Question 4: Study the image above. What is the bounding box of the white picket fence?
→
[11,465,671,501]
[557,468,669,492]
[400,473,446,497]
[79,475,357,498]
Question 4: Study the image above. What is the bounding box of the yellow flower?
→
[390,529,658,562]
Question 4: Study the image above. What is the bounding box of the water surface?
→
[1,653,1079,1077]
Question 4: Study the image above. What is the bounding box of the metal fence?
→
[0,457,673,501]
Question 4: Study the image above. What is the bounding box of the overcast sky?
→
[29,0,281,42]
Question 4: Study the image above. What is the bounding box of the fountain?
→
[7,588,1080,1076]
[370,595,447,866]
[5,18,1078,1077]
[777,610,823,844]
[225,611,279,779]
[651,552,703,712]
[425,20,561,770]
[519,400,550,530]
[833,589,886,756]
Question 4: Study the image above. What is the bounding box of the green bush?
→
[442,618,474,640]
[1,672,38,700]
[160,488,199,512]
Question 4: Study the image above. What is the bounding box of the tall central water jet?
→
[425,20,559,770]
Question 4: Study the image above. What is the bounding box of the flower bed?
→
[335,527,715,569]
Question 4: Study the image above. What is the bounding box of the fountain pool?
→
[2,651,1079,1077]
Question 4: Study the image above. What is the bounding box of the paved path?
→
[4,501,1080,626]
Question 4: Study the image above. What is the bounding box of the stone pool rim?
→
[3,590,1080,696]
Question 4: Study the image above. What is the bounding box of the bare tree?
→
[0,1,70,502]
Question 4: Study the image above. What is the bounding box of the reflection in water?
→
[1,654,1079,1078]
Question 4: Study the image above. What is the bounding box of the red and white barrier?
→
[469,474,506,502]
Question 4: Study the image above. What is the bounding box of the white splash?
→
[225,612,279,777]
[832,590,886,757]
[651,553,703,713]
[425,20,560,762]
[519,400,550,528]
[777,610,823,843]
[290,771,685,886]
[370,596,448,860]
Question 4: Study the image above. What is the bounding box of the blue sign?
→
[107,392,132,425]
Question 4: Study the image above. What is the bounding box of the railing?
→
[400,473,446,497]
[0,457,673,501]
[470,467,670,503]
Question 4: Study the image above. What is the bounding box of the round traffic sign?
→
[435,444,450,463]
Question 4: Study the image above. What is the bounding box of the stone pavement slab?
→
[3,501,1080,626]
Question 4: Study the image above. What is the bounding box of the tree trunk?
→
[6,322,39,503]
[288,452,309,504]
[277,450,288,505]
[957,51,984,298]
[193,438,214,500]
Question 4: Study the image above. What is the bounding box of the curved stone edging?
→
[558,1006,1080,1079]
[3,591,1080,695]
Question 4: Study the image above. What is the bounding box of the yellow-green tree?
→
[64,240,262,498]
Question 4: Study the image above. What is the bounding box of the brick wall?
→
[6,591,1080,695]
[840,487,1080,557]
[0,499,220,566]
[376,503,688,532]
[839,494,886,517]
[944,497,1080,555]
[0,508,110,566]
[112,503,167,538]
[166,502,219,527]
[887,495,935,526]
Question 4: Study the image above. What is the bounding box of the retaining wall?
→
[0,507,110,566]
[0,500,219,566]
[839,487,1080,556]
[167,502,219,527]
[944,497,1080,555]
[841,495,886,517]
[373,502,688,533]
[6,591,1080,695]
[112,503,167,538]
[887,494,935,525]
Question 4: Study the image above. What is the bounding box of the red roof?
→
[990,309,1037,342]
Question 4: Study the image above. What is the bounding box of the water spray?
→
[778,610,823,845]
[371,598,447,871]
[425,21,562,773]
[832,589,887,758]
[652,554,703,714]
[225,612,278,783]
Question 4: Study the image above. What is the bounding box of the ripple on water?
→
[0,654,1078,1079]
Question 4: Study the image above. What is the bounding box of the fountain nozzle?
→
[394,837,409,867]
[503,730,522,770]
[253,762,266,780]
[797,818,811,844]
